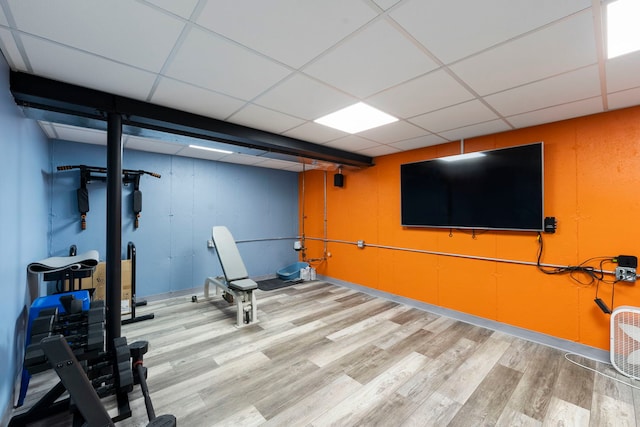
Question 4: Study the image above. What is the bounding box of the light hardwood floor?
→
[18,281,640,426]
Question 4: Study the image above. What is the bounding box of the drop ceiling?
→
[1,0,639,171]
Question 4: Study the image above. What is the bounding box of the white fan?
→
[611,306,640,379]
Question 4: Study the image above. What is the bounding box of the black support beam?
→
[106,112,122,348]
[10,71,374,168]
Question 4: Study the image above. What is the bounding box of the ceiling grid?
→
[0,0,637,171]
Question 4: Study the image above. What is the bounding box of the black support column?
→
[106,112,122,349]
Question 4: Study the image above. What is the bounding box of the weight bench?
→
[204,226,258,327]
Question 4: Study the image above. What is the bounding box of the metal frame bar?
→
[39,335,114,427]
[304,236,618,275]
[106,112,122,348]
[204,277,258,327]
[9,71,373,168]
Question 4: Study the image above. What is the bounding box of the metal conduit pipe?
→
[304,172,329,263]
[235,237,298,244]
[302,236,617,276]
[323,171,328,259]
[301,163,306,260]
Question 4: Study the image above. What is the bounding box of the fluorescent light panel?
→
[607,0,640,58]
[438,152,486,162]
[189,144,233,154]
[314,102,398,134]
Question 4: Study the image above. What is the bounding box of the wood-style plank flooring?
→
[17,281,640,426]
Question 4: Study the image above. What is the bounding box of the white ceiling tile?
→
[219,153,268,166]
[255,73,355,120]
[300,163,323,171]
[608,87,640,111]
[278,161,311,172]
[165,27,291,100]
[506,97,603,128]
[283,121,348,144]
[53,123,107,145]
[21,35,157,100]
[0,28,27,70]
[438,119,512,141]
[151,77,246,120]
[367,69,474,118]
[372,0,402,11]
[144,0,200,19]
[606,51,640,93]
[304,19,439,98]
[7,0,184,72]
[281,163,308,172]
[389,134,448,151]
[251,158,298,170]
[390,0,591,64]
[409,100,499,133]
[358,120,429,144]
[124,135,184,155]
[1,0,634,165]
[450,12,597,96]
[196,0,377,68]
[357,144,401,157]
[485,65,601,116]
[323,135,380,152]
[228,104,305,134]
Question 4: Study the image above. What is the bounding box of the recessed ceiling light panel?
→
[314,102,398,134]
[607,0,640,58]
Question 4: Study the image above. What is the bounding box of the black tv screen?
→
[401,142,544,231]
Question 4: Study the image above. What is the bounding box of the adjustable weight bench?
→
[204,226,258,327]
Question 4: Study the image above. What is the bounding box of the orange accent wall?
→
[299,106,640,351]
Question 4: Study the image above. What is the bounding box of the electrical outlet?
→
[207,239,214,248]
[357,240,365,248]
[616,266,637,282]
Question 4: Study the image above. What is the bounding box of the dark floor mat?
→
[257,277,303,291]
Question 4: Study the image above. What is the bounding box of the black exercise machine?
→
[10,294,174,426]
[13,115,170,425]
[122,241,154,325]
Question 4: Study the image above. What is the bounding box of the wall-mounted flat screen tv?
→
[401,142,544,231]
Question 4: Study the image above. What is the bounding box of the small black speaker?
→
[334,173,344,188]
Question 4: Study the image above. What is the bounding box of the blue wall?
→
[0,57,51,423]
[1,63,299,423]
[49,140,299,297]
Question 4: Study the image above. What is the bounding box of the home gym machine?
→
[10,293,174,426]
[11,113,172,426]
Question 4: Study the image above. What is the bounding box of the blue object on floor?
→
[17,290,91,407]
[277,262,309,281]
[28,290,91,326]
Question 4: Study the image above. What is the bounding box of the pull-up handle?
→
[57,165,160,230]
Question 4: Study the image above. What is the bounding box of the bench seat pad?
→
[229,278,258,291]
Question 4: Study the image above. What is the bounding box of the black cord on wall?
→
[536,232,619,313]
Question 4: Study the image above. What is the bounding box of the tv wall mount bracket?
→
[57,165,161,230]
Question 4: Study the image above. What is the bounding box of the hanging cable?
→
[536,232,620,313]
